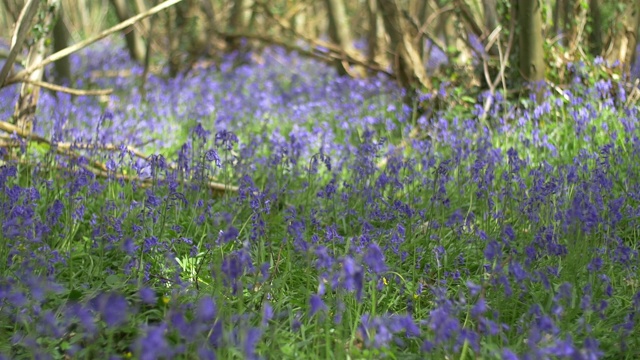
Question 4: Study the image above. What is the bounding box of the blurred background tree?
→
[1,0,639,133]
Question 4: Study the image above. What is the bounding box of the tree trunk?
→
[52,10,71,83]
[605,0,639,74]
[226,0,254,52]
[553,0,566,45]
[324,0,364,76]
[562,0,575,46]
[291,4,306,37]
[13,0,61,135]
[377,0,431,96]
[366,0,388,70]
[109,0,146,63]
[483,0,499,55]
[518,0,546,98]
[417,0,431,58]
[588,0,602,57]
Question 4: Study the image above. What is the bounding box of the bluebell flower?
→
[309,294,327,317]
[90,292,129,327]
[363,243,387,274]
[137,324,170,360]
[139,287,156,305]
[244,327,262,360]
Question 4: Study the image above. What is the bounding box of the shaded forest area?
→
[1,0,639,136]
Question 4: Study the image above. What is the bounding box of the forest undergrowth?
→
[0,43,639,359]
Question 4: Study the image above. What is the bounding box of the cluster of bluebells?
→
[0,42,639,359]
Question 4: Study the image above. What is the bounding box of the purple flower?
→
[139,287,156,305]
[218,226,239,244]
[137,324,170,360]
[544,336,575,357]
[471,298,487,317]
[244,327,262,360]
[502,348,519,360]
[206,149,221,167]
[90,292,129,327]
[198,347,217,360]
[363,243,387,274]
[215,130,239,151]
[341,257,364,301]
[466,281,481,296]
[309,294,327,317]
[197,296,217,321]
[261,302,273,327]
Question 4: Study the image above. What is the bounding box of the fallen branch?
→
[0,121,107,171]
[7,155,237,194]
[0,119,237,193]
[88,165,238,193]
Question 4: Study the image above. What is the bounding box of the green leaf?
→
[105,274,122,288]
[67,288,83,301]
[461,96,476,104]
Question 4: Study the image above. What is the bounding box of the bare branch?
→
[218,30,393,77]
[0,0,40,86]
[20,79,114,96]
[402,9,447,57]
[255,1,379,76]
[5,0,184,86]
[453,0,484,38]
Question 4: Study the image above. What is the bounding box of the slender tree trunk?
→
[553,0,565,45]
[605,0,639,74]
[52,10,71,83]
[167,7,180,77]
[417,0,431,58]
[324,0,364,76]
[109,0,146,63]
[588,0,602,57]
[290,3,306,38]
[562,0,575,46]
[377,0,431,97]
[442,9,456,54]
[366,0,388,70]
[518,0,546,98]
[1,0,21,22]
[13,0,61,135]
[226,0,254,52]
[483,0,499,55]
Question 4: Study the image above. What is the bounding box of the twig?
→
[253,1,390,77]
[402,9,448,57]
[453,0,484,38]
[5,0,183,86]
[20,79,114,96]
[89,67,163,79]
[218,30,393,77]
[423,2,455,30]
